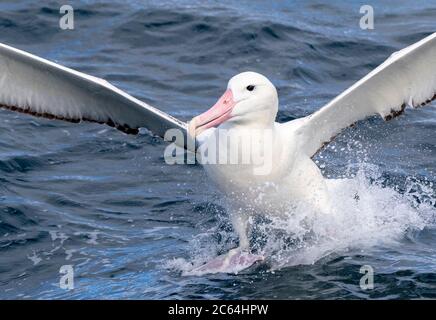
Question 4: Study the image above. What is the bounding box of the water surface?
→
[0,0,435,299]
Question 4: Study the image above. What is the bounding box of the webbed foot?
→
[183,248,264,276]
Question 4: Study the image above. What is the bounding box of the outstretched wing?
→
[0,42,187,143]
[296,32,436,157]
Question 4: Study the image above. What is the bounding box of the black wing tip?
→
[0,103,139,135]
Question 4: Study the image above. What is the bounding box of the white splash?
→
[168,164,435,274]
[262,167,435,269]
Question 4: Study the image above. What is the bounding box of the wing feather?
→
[0,42,187,141]
[296,32,436,157]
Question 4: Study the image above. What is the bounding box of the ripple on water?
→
[0,0,435,299]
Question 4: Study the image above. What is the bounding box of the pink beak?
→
[188,89,236,137]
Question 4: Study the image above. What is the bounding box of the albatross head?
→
[189,72,278,137]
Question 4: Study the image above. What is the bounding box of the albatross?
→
[0,32,435,274]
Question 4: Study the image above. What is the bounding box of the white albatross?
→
[0,33,436,274]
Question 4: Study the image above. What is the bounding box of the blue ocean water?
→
[0,0,435,299]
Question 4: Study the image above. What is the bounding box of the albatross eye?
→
[246,85,255,91]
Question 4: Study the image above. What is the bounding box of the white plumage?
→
[0,32,435,274]
[0,42,186,138]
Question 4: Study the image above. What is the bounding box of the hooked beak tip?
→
[188,89,235,139]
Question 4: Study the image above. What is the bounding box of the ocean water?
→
[0,0,435,299]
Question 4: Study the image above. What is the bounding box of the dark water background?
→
[0,0,435,299]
